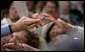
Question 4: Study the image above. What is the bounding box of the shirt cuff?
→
[1,24,12,37]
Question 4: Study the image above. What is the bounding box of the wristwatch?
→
[9,25,13,34]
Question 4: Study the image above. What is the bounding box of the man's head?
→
[1,9,9,18]
[25,1,35,11]
[49,24,64,37]
[59,1,71,14]
[45,23,64,42]
[35,1,46,12]
[9,2,19,22]
[44,1,58,13]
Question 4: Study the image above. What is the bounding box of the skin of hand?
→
[22,43,40,51]
[2,43,40,51]
[2,31,40,51]
[57,19,75,31]
[33,13,56,26]
[44,14,75,32]
[11,16,40,32]
[2,37,21,51]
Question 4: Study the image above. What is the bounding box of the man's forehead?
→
[46,2,55,5]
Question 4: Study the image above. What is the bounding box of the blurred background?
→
[1,1,84,27]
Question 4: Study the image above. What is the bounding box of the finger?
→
[13,36,22,50]
[42,13,49,17]
[19,16,28,20]
[4,48,13,51]
[25,19,40,25]
[10,35,18,45]
[9,35,21,50]
[58,19,73,29]
[9,34,16,43]
[2,43,21,51]
[27,24,36,29]
[22,43,40,51]
[2,43,14,48]
[58,19,70,27]
[44,15,55,22]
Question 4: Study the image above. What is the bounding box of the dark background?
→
[1,0,13,10]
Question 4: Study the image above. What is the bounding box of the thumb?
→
[26,19,40,25]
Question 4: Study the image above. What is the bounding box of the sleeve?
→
[50,26,84,51]
[1,24,12,37]
[60,26,84,51]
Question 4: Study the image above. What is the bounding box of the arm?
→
[2,43,40,51]
[1,16,40,37]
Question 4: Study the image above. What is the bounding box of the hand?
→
[2,43,40,51]
[33,13,54,26]
[11,16,40,32]
[57,19,75,31]
[45,16,74,31]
